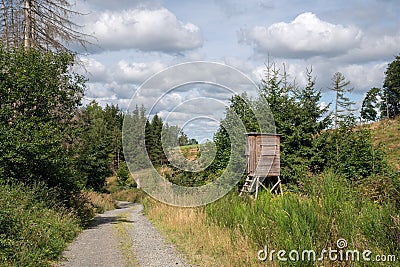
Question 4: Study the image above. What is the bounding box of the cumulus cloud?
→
[341,63,387,92]
[240,12,363,58]
[79,58,110,83]
[339,32,400,63]
[85,7,203,53]
[115,60,166,83]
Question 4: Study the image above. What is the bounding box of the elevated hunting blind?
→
[240,133,282,198]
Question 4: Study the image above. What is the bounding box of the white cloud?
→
[79,58,110,83]
[115,60,166,83]
[340,32,400,63]
[341,63,387,92]
[240,12,363,58]
[86,82,115,98]
[85,8,203,53]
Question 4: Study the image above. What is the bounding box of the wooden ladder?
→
[240,176,283,199]
[239,176,260,198]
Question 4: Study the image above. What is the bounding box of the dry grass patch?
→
[144,199,268,267]
[369,116,400,171]
[111,189,144,203]
[83,191,116,213]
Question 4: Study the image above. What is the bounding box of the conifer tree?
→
[329,72,355,128]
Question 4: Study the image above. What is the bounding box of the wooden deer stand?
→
[240,133,282,199]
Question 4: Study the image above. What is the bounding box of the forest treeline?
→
[1,46,399,201]
[134,57,400,191]
[0,1,397,265]
[0,45,190,265]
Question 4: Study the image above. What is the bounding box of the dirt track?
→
[58,202,192,267]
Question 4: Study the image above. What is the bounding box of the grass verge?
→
[113,211,138,267]
[143,199,264,267]
[83,190,116,213]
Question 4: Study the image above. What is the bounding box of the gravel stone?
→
[129,204,193,267]
[58,201,193,267]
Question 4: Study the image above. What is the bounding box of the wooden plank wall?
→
[246,134,280,177]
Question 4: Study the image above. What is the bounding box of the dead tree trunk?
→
[24,0,32,49]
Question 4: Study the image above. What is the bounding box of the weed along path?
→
[58,201,192,267]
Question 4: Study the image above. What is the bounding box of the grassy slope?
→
[0,181,118,266]
[170,144,200,161]
[369,116,400,171]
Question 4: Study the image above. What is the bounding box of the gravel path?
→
[58,202,192,267]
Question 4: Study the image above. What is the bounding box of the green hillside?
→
[370,116,400,171]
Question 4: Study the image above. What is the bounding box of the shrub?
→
[0,182,81,267]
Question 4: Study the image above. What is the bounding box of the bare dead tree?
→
[1,0,23,48]
[1,0,91,52]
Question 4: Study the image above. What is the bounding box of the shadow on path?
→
[88,201,136,228]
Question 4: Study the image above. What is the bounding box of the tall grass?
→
[370,116,400,171]
[205,171,399,266]
[140,171,399,266]
[0,182,81,267]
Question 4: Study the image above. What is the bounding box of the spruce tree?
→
[329,72,355,128]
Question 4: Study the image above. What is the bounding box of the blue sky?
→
[73,0,400,141]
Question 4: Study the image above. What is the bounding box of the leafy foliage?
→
[0,182,81,266]
[361,87,380,121]
[0,47,85,193]
[116,161,130,186]
[316,123,387,181]
[75,101,123,191]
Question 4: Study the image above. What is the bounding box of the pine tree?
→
[123,105,148,189]
[144,115,168,167]
[76,101,113,191]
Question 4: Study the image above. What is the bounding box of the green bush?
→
[0,182,81,267]
[316,126,387,181]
